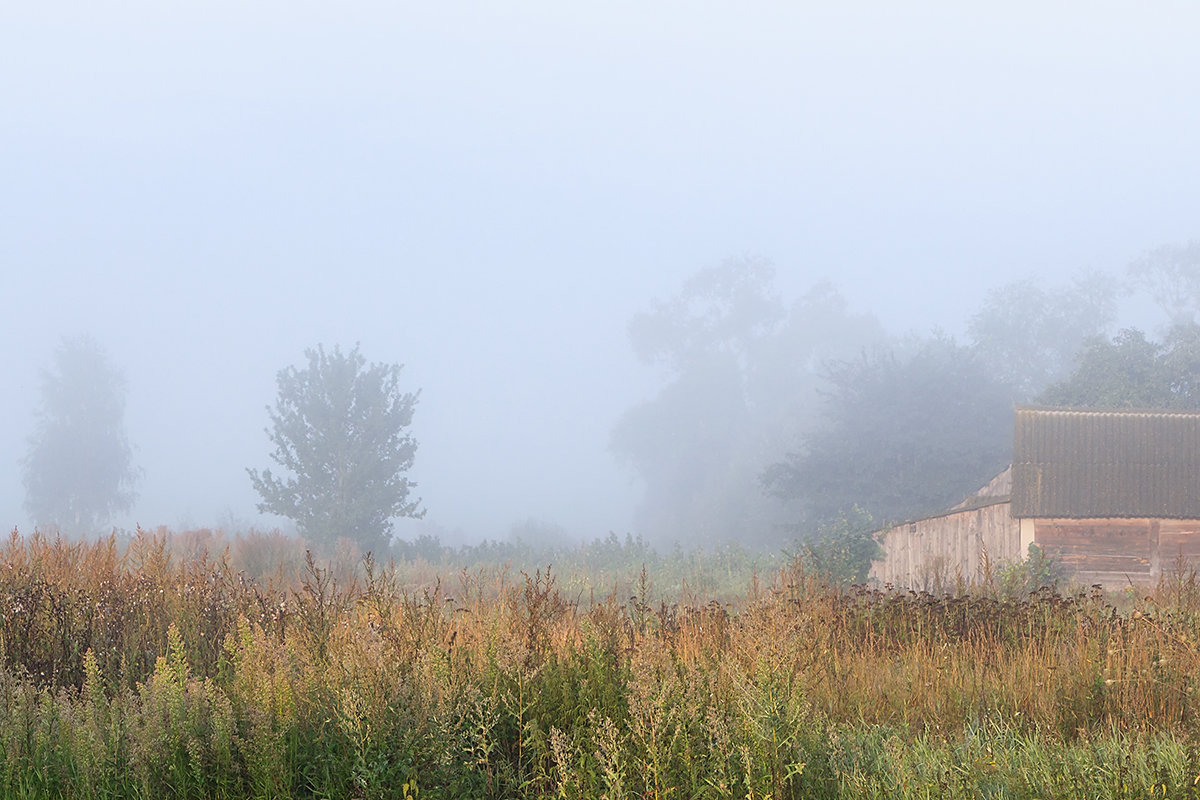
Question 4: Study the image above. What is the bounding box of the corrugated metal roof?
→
[1012,407,1200,519]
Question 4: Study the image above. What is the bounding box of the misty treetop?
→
[626,255,787,373]
[22,335,139,536]
[762,336,1014,529]
[1038,323,1200,410]
[1128,240,1200,327]
[248,344,423,554]
[967,272,1118,400]
[613,259,1139,548]
[611,257,887,546]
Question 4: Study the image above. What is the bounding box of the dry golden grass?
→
[1,527,1200,798]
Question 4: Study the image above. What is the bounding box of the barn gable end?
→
[871,407,1200,589]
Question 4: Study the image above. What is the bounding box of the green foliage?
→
[996,544,1064,598]
[765,336,1013,528]
[22,335,139,536]
[1039,324,1200,409]
[794,508,882,586]
[248,344,423,554]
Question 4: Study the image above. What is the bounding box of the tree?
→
[967,273,1117,400]
[1038,324,1200,410]
[626,255,786,373]
[610,257,887,546]
[764,336,1013,528]
[248,344,423,553]
[22,336,139,536]
[793,507,881,586]
[611,352,753,542]
[1128,240,1200,327]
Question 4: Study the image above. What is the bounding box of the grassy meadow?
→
[3,527,1200,798]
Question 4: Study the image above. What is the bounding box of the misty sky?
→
[3,3,1199,542]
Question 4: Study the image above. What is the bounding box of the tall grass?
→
[2,526,1200,798]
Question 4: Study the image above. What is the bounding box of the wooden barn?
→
[869,407,1200,589]
[869,466,1022,590]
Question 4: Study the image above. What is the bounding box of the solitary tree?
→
[248,344,423,553]
[23,335,139,536]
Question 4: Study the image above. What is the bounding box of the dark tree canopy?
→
[1038,325,1200,410]
[248,344,423,553]
[764,337,1014,528]
[23,336,138,536]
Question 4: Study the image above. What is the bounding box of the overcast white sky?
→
[3,2,1199,541]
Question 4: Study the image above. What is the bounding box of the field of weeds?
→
[3,527,1200,798]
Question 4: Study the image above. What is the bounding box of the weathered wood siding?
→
[870,501,1021,590]
[876,512,1200,590]
[1033,518,1200,587]
[1158,520,1200,569]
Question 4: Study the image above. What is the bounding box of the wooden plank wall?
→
[871,509,1200,590]
[1034,519,1151,587]
[1157,520,1200,576]
[869,502,1021,590]
[1035,518,1200,587]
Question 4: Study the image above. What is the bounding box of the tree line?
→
[21,341,423,551]
[18,240,1200,554]
[613,242,1200,549]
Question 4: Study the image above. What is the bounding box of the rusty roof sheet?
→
[1012,407,1200,519]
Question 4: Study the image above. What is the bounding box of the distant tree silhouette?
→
[611,257,887,546]
[23,336,139,536]
[967,273,1117,400]
[763,336,1013,528]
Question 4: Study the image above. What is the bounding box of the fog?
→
[3,3,1199,545]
